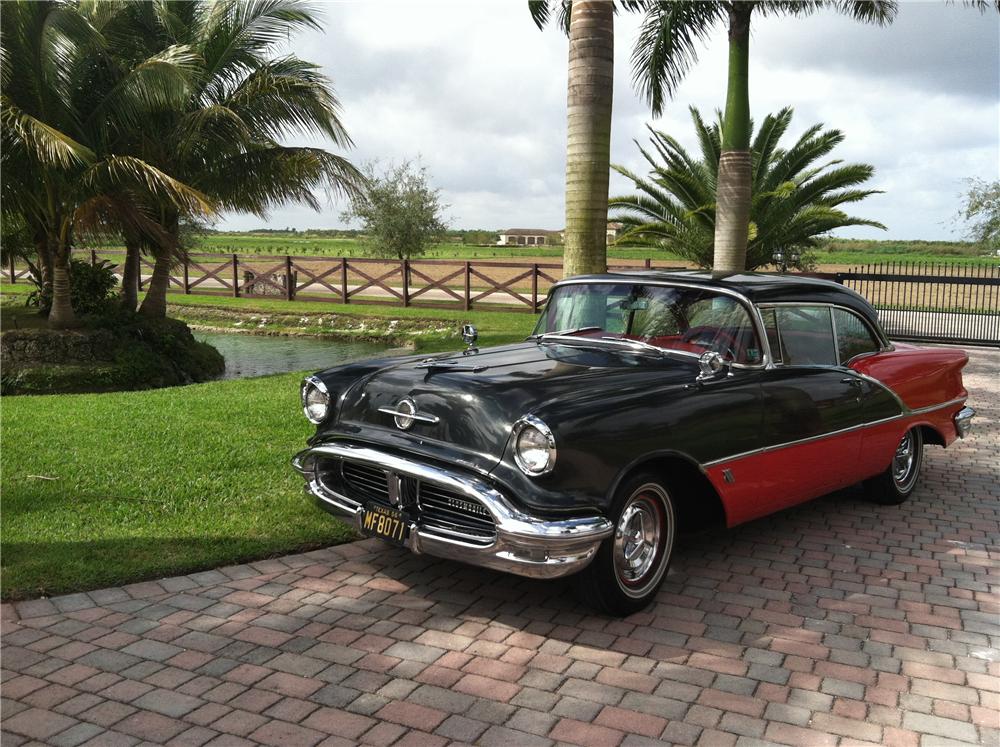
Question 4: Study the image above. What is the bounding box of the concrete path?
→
[3,349,998,746]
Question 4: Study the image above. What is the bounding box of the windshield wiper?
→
[527,326,601,341]
[594,336,699,362]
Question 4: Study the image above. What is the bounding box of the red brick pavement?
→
[2,348,998,746]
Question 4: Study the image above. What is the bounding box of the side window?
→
[770,307,838,366]
[833,308,880,363]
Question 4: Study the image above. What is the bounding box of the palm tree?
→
[631,1,899,273]
[611,106,885,270]
[531,1,616,276]
[1,0,212,328]
[103,0,364,318]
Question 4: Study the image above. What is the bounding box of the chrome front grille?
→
[342,461,390,504]
[418,483,496,543]
[331,457,497,545]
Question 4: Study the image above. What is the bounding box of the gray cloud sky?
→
[218,1,999,241]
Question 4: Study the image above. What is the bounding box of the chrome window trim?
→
[543,278,771,369]
[755,301,891,357]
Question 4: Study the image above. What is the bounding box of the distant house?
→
[498,224,623,247]
[496,229,557,246]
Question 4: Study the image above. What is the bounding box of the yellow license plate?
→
[361,503,409,545]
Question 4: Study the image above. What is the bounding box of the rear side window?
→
[761,305,882,366]
[776,307,838,365]
[833,308,880,362]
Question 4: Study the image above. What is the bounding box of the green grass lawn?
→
[0,289,537,599]
[1,372,358,600]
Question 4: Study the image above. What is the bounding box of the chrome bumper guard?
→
[291,442,613,579]
[954,406,975,438]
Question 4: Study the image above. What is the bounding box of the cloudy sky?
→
[219,1,1000,240]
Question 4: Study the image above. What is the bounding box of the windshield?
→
[534,283,763,365]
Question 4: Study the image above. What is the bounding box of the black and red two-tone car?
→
[293,271,974,614]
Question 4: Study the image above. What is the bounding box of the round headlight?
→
[301,376,331,424]
[512,415,556,476]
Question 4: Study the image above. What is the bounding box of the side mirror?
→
[696,351,728,382]
[461,324,478,353]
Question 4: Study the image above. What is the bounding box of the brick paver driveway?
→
[3,348,998,747]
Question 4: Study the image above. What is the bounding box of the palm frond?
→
[204,146,365,216]
[82,155,216,217]
[689,107,721,176]
[614,106,883,269]
[829,0,898,25]
[84,44,200,135]
[630,1,726,116]
[0,100,95,168]
[199,0,323,96]
[221,56,352,147]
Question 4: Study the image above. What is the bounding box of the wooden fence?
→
[6,252,999,344]
[6,249,679,313]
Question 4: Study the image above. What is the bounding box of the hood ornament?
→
[378,397,440,430]
[461,324,478,354]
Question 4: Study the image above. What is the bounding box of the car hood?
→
[333,341,698,473]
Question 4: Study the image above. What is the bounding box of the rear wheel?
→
[573,472,675,616]
[865,427,923,505]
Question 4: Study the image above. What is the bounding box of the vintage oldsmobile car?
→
[292,271,974,614]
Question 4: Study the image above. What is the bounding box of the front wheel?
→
[573,472,676,616]
[865,427,923,505]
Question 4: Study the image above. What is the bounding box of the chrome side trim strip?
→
[376,407,440,424]
[910,396,967,416]
[702,396,967,468]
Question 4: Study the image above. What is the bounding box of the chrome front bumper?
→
[954,406,975,438]
[291,442,613,579]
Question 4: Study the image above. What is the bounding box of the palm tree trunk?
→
[139,213,178,318]
[138,248,173,318]
[35,230,53,298]
[48,247,78,329]
[563,0,613,278]
[713,3,753,275]
[121,236,141,311]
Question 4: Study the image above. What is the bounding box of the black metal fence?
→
[833,262,1000,347]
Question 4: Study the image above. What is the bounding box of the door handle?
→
[841,377,862,386]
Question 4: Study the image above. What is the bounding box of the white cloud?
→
[217,1,999,241]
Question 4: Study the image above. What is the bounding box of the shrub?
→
[27,259,119,316]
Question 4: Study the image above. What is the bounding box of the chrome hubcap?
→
[613,484,673,597]
[615,502,659,583]
[892,431,917,489]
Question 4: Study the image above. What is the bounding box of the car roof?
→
[558,270,879,324]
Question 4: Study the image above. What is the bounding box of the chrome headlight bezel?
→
[301,375,331,424]
[512,415,556,476]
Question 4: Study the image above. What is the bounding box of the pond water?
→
[195,331,388,380]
